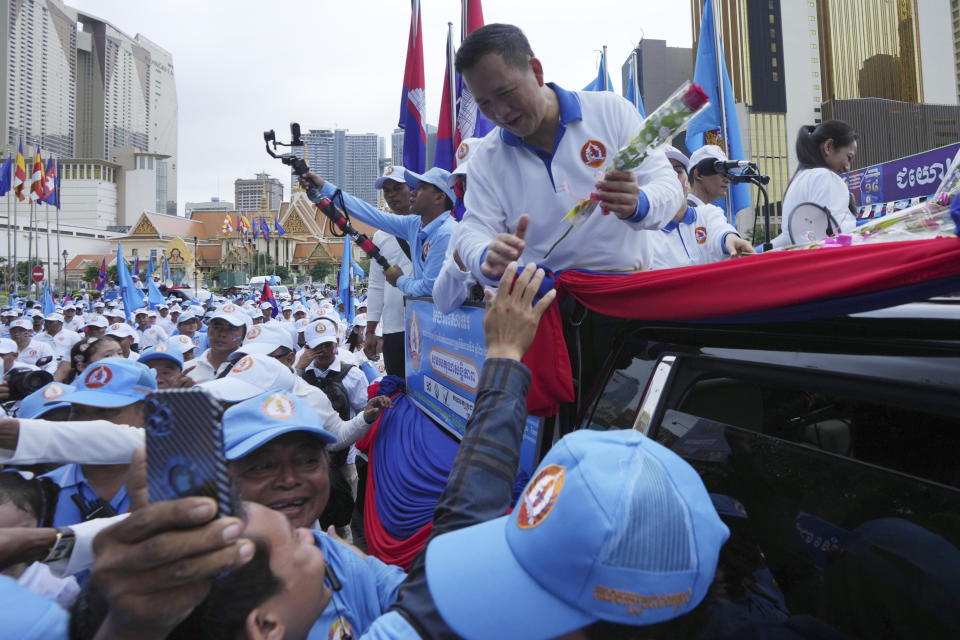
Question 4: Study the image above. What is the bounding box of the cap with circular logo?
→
[165,334,196,356]
[374,164,408,189]
[106,323,137,340]
[44,313,65,323]
[221,389,335,460]
[304,318,338,348]
[53,357,158,408]
[138,344,184,369]
[211,304,252,331]
[84,315,109,328]
[198,354,297,404]
[425,429,730,640]
[18,381,74,419]
[10,318,33,331]
[243,322,294,352]
[448,137,486,185]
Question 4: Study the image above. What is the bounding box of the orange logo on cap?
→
[516,464,565,529]
[42,384,66,400]
[84,365,114,389]
[384,166,394,176]
[246,327,262,340]
[695,227,707,244]
[222,304,237,313]
[154,343,168,352]
[314,321,327,334]
[110,323,121,330]
[232,356,254,374]
[261,393,296,420]
[456,142,470,161]
[177,335,193,346]
[580,140,607,168]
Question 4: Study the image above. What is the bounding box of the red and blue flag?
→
[399,0,427,173]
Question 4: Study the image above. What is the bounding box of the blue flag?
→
[687,0,751,221]
[260,216,270,242]
[274,218,285,237]
[145,255,155,281]
[163,254,170,282]
[338,236,354,326]
[351,258,365,280]
[116,242,141,323]
[41,282,55,316]
[0,156,12,196]
[147,278,165,310]
[583,49,613,92]
[624,55,646,118]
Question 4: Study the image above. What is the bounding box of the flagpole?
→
[712,0,732,223]
[6,161,11,293]
[602,45,609,91]
[45,204,52,298]
[447,22,457,160]
[28,201,34,298]
[55,160,62,296]
[460,0,467,41]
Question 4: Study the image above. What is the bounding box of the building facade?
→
[235,173,283,212]
[289,129,381,206]
[622,39,693,118]
[1,0,178,215]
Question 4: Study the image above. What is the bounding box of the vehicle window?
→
[582,356,656,431]
[652,393,960,637]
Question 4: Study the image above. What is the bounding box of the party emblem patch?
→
[246,327,262,340]
[42,384,66,400]
[516,464,565,529]
[154,343,169,352]
[421,242,431,261]
[314,321,328,334]
[384,165,394,176]
[232,356,254,374]
[261,393,296,420]
[580,140,607,168]
[456,141,471,161]
[85,365,114,389]
[328,618,353,640]
[222,304,237,313]
[695,227,707,244]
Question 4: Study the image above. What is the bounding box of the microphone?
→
[713,160,753,172]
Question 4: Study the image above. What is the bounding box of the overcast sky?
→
[71,0,694,215]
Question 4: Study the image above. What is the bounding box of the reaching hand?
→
[362,331,380,360]
[481,214,529,280]
[482,262,557,362]
[297,171,325,191]
[594,169,640,219]
[384,266,403,287]
[92,449,254,640]
[725,234,757,258]
[363,395,393,424]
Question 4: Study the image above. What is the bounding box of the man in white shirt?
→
[32,313,80,365]
[62,306,84,333]
[185,304,251,384]
[365,165,414,377]
[155,304,176,335]
[133,309,168,349]
[452,23,683,283]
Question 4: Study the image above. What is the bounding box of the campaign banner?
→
[844,143,960,206]
[405,298,540,475]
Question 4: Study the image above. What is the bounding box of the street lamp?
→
[61,250,68,296]
[193,236,199,291]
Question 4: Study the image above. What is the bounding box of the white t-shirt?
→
[772,167,855,248]
[649,204,739,270]
[366,230,413,334]
[456,85,683,281]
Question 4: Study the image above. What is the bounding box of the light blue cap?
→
[222,389,335,460]
[19,381,73,419]
[54,357,157,408]
[138,344,183,369]
[425,429,730,640]
[404,166,455,204]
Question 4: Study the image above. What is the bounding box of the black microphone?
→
[713,160,753,172]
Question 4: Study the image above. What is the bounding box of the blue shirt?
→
[319,181,456,298]
[43,463,130,527]
[307,531,407,640]
[0,575,69,640]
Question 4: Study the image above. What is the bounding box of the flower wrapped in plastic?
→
[544,81,710,258]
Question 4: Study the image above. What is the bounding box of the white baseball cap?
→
[106,323,137,339]
[11,318,33,331]
[0,338,18,355]
[242,323,295,352]
[448,137,486,185]
[374,164,408,189]
[44,312,65,323]
[166,334,196,356]
[199,354,298,403]
[210,303,253,331]
[85,315,109,329]
[304,318,339,348]
[688,144,727,173]
[663,145,690,172]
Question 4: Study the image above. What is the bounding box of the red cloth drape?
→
[525,238,960,416]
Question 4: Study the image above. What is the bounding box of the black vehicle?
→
[577,299,960,638]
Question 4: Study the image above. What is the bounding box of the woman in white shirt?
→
[772,120,859,248]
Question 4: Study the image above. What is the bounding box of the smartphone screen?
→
[144,388,238,517]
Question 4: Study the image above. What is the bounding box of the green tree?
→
[309,260,335,282]
[83,264,118,287]
[274,265,290,282]
[249,252,274,276]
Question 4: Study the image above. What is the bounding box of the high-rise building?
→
[953,0,960,99]
[621,40,693,117]
[1,0,178,215]
[290,128,381,206]
[689,0,957,219]
[425,123,438,169]
[391,127,404,165]
[235,173,283,212]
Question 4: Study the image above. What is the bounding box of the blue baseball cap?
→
[19,381,73,419]
[222,389,335,460]
[138,344,183,369]
[425,429,730,640]
[404,166,455,204]
[54,357,158,408]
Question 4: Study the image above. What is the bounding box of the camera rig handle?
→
[264,124,393,272]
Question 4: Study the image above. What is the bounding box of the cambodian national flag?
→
[41,157,58,206]
[95,258,107,291]
[456,0,493,145]
[260,216,270,242]
[433,28,457,171]
[399,0,427,173]
[338,235,355,326]
[274,217,285,237]
[260,281,279,319]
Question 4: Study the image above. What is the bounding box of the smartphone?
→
[144,388,239,517]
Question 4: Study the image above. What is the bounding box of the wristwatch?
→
[43,526,76,564]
